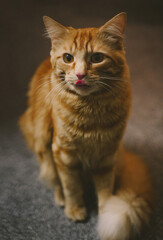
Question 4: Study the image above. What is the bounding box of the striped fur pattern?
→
[19,13,154,240]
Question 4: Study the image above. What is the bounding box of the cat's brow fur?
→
[19,13,154,240]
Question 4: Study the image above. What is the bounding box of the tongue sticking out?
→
[75,80,87,86]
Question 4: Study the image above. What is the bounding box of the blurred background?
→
[0,0,163,239]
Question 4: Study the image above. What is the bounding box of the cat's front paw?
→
[65,205,87,221]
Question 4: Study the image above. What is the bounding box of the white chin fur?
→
[97,192,148,240]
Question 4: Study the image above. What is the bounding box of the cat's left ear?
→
[43,16,69,45]
[99,12,127,39]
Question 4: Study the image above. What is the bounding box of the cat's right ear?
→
[43,16,68,45]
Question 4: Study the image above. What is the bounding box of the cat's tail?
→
[97,150,154,240]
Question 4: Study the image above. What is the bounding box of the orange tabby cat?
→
[19,13,154,240]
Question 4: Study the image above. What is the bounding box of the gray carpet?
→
[0,0,163,239]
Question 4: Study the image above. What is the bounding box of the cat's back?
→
[34,57,51,79]
[39,57,51,75]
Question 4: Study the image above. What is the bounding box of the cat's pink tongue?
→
[75,80,87,86]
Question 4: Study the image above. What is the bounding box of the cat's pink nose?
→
[76,73,86,80]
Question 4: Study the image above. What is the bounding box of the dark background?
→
[0,1,163,239]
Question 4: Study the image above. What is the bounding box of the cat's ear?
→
[43,16,68,44]
[99,12,127,39]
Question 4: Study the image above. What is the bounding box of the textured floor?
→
[0,0,163,239]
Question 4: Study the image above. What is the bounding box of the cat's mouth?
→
[74,80,90,89]
[68,79,94,96]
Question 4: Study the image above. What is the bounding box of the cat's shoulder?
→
[34,57,52,78]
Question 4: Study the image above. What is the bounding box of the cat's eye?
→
[63,53,74,63]
[91,52,104,63]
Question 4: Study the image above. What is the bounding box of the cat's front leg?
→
[34,142,65,207]
[92,155,115,212]
[52,145,87,221]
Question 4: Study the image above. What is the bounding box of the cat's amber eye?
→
[63,53,74,63]
[91,52,104,63]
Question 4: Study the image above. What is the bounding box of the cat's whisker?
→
[99,76,127,82]
[34,80,56,94]
[45,81,64,101]
[97,81,117,98]
[45,86,56,101]
[100,76,122,80]
[36,75,65,94]
[98,78,127,92]
[37,76,52,83]
[89,74,126,82]
[88,75,127,85]
[97,83,112,94]
[37,73,64,84]
[98,81,114,89]
[50,83,66,105]
[102,80,124,92]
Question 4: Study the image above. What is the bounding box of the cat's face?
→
[44,13,128,96]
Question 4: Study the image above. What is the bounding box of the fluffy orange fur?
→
[19,13,154,240]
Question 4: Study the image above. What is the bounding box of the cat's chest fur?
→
[51,91,128,166]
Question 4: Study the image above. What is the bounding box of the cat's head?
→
[43,13,129,96]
